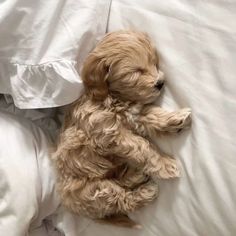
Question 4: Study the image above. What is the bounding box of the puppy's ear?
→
[81,53,109,100]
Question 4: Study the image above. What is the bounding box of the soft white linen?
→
[0,0,111,109]
[1,0,236,235]
[66,0,236,235]
[0,110,61,236]
[0,101,95,236]
[0,95,62,141]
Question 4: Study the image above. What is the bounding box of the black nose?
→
[155,80,164,90]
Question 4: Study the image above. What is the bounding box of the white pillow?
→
[0,110,60,235]
[0,0,111,109]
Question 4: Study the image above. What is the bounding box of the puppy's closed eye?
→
[136,67,148,75]
[136,67,146,73]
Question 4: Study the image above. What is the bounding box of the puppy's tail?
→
[96,214,142,229]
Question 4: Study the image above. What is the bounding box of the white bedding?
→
[0,0,111,109]
[77,0,236,235]
[1,0,236,235]
[0,110,61,236]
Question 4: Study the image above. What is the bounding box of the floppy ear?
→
[81,53,109,100]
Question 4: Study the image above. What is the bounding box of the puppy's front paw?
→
[154,157,181,179]
[168,108,191,132]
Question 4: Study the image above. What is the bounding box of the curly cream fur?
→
[52,30,191,227]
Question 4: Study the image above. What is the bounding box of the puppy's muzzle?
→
[155,80,164,90]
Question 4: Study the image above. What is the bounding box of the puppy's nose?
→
[155,80,164,90]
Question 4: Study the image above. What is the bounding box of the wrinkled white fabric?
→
[0,95,62,142]
[0,0,111,108]
[0,110,61,236]
[64,0,236,235]
[1,0,236,236]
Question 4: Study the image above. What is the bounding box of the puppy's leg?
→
[139,106,191,136]
[111,131,180,179]
[147,155,181,179]
[62,179,158,219]
[113,165,149,189]
[87,113,180,180]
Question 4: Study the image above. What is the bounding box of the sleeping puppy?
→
[52,30,191,228]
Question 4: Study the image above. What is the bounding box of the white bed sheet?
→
[72,0,236,235]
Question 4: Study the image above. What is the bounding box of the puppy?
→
[52,30,191,228]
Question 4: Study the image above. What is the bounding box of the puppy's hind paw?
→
[135,180,159,202]
[155,157,181,179]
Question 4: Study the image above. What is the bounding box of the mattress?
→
[1,0,236,235]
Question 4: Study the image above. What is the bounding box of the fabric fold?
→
[0,59,83,108]
[0,0,111,109]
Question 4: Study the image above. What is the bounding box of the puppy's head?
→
[82,30,164,104]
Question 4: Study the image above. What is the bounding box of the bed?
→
[0,0,236,235]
